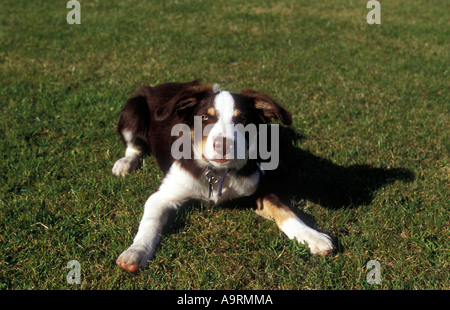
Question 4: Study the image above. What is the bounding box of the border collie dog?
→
[113,80,335,272]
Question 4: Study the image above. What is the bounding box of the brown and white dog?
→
[113,80,335,272]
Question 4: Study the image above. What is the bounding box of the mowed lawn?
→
[0,0,448,289]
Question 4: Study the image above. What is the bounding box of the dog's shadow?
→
[263,126,415,210]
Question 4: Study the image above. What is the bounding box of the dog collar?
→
[204,162,264,199]
[205,167,230,198]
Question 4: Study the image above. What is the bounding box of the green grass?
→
[0,0,448,290]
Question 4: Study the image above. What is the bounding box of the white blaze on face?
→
[214,91,235,128]
[202,91,247,169]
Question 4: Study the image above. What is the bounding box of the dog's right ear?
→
[241,89,292,125]
[155,85,213,121]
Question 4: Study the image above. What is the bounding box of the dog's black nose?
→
[213,137,234,158]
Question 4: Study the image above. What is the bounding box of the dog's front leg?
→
[256,194,335,256]
[116,191,179,272]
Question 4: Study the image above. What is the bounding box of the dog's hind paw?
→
[112,156,140,177]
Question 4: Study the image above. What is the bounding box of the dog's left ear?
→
[241,89,292,125]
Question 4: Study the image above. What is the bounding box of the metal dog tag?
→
[205,168,218,198]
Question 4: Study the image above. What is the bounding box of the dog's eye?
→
[201,115,209,121]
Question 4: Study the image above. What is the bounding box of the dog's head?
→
[157,84,292,171]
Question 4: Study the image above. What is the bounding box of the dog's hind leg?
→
[112,132,143,177]
[112,89,151,177]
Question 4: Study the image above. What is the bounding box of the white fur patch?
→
[122,130,134,143]
[214,91,235,126]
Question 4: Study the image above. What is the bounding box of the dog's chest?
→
[159,162,260,205]
[205,169,260,204]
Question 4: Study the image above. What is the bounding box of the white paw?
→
[116,245,152,272]
[302,230,335,256]
[281,218,335,256]
[112,157,139,177]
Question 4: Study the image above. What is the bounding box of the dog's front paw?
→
[112,157,139,177]
[116,245,152,273]
[282,218,335,256]
[303,231,335,256]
